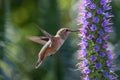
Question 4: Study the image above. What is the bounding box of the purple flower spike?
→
[77,0,114,79]
[94,45,100,52]
[90,3,96,9]
[87,34,94,40]
[90,24,97,31]
[97,8,103,14]
[95,63,101,69]
[99,52,106,57]
[90,55,97,61]
[96,38,102,44]
[93,16,99,23]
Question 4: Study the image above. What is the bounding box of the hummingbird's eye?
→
[66,29,69,32]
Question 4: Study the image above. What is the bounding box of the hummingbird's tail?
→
[35,60,42,69]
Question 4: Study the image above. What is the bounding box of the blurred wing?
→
[27,36,49,45]
[35,25,53,39]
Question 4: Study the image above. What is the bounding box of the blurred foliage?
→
[0,0,80,80]
[0,0,120,80]
[112,0,120,79]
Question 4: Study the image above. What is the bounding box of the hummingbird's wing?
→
[35,25,55,47]
[35,25,53,39]
[27,36,49,45]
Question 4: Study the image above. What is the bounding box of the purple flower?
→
[90,3,96,9]
[80,38,89,49]
[77,17,87,25]
[95,63,101,69]
[78,49,87,57]
[83,75,90,80]
[86,12,92,18]
[103,12,114,18]
[99,52,106,57]
[94,45,100,52]
[103,5,111,11]
[106,50,114,59]
[97,8,103,14]
[90,55,97,61]
[102,43,108,49]
[101,20,109,27]
[100,0,108,5]
[96,38,102,44]
[90,24,97,31]
[103,72,109,78]
[102,35,108,40]
[82,67,91,74]
[106,59,112,67]
[93,16,99,23]
[87,34,94,40]
[108,66,114,71]
[79,28,88,38]
[86,0,91,5]
[109,75,116,80]
[79,60,88,68]
[83,21,89,27]
[101,20,112,27]
[104,27,113,32]
[98,30,104,36]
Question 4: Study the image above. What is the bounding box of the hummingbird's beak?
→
[70,30,79,32]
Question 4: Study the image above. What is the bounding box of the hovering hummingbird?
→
[28,25,79,69]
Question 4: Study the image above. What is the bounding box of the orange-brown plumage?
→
[35,37,61,68]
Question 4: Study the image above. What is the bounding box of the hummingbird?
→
[28,26,79,69]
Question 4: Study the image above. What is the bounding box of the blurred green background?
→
[0,0,120,80]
